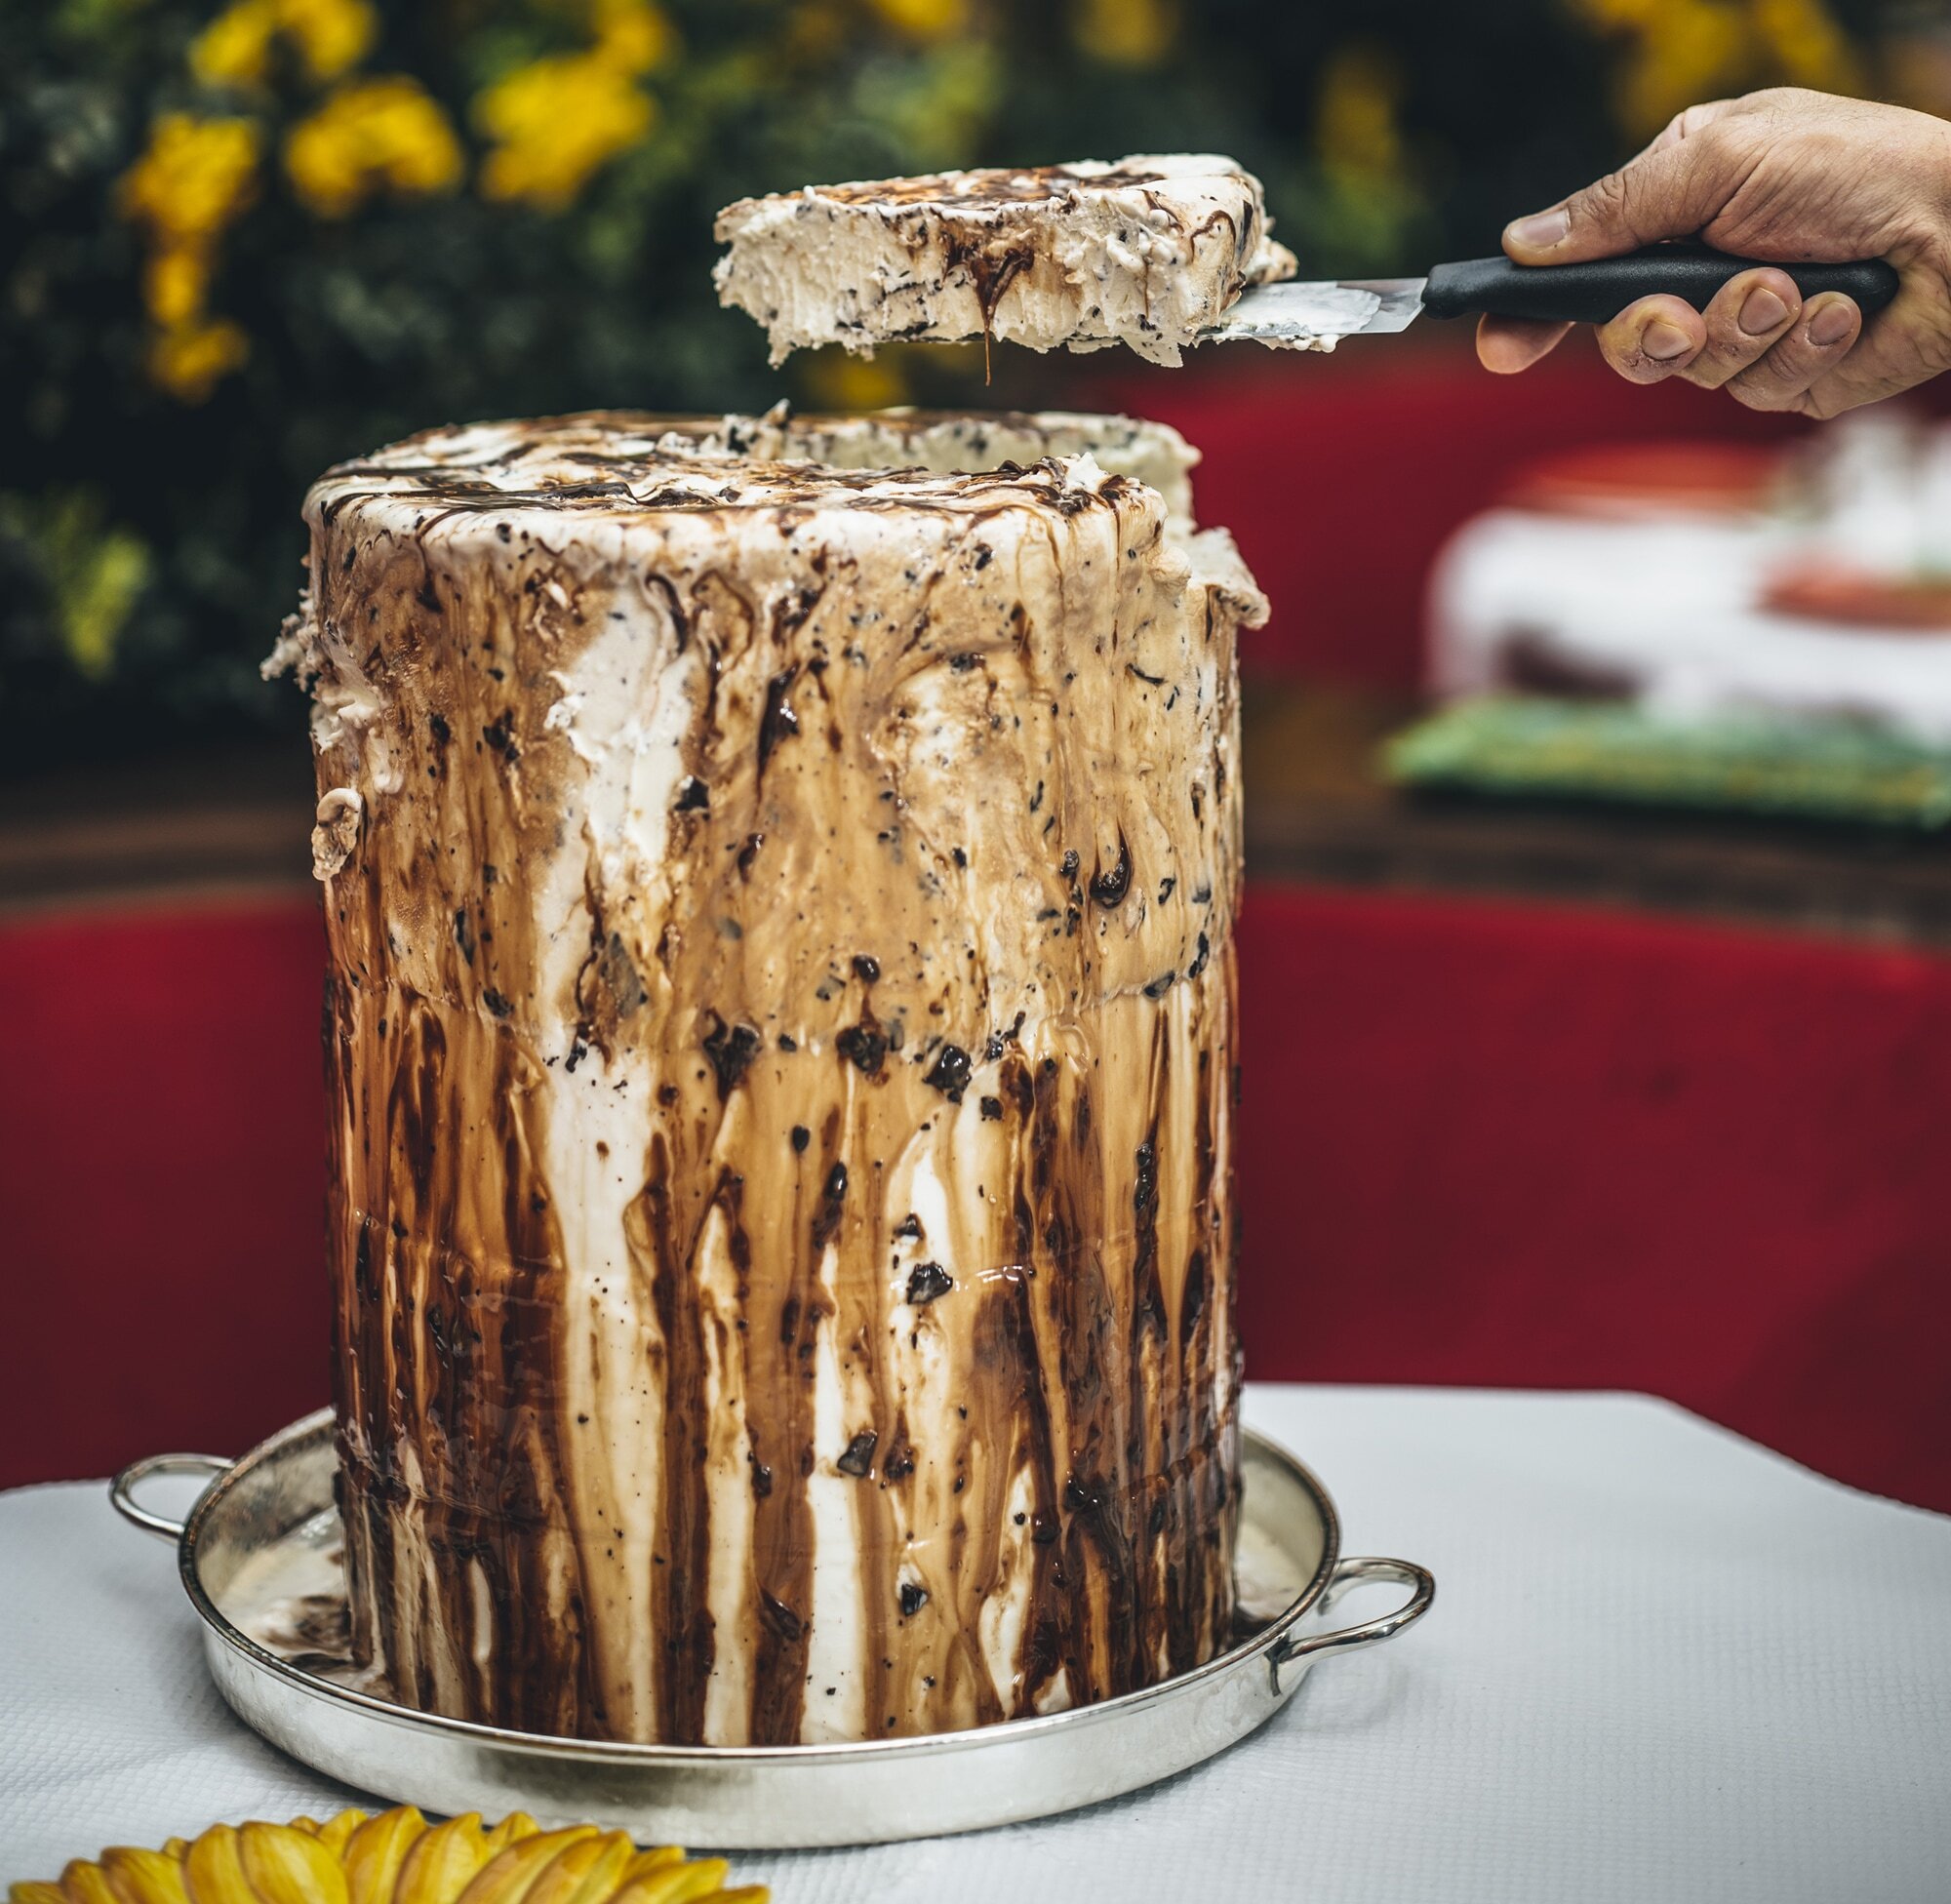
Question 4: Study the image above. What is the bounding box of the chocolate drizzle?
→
[302,410,1258,1746]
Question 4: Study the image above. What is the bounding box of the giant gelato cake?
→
[275,407,1262,1745]
[714,157,1297,366]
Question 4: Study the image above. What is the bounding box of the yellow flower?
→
[803,349,910,411]
[868,0,969,42]
[1568,0,1864,139]
[1316,42,1405,179]
[147,316,250,402]
[286,76,463,218]
[142,245,211,326]
[475,52,656,208]
[1751,0,1864,92]
[1072,0,1175,65]
[282,0,378,81]
[119,112,261,246]
[592,0,674,74]
[190,0,378,88]
[190,0,278,88]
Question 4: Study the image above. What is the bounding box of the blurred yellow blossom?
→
[474,3,672,208]
[868,0,969,43]
[1317,41,1405,178]
[1569,0,1860,138]
[592,0,675,73]
[803,349,909,411]
[1072,0,1175,66]
[1751,0,1864,91]
[147,315,251,402]
[286,76,463,217]
[476,55,655,206]
[120,114,260,398]
[119,112,260,245]
[190,0,378,88]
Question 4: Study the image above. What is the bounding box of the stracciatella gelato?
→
[714,157,1297,367]
[272,407,1263,1745]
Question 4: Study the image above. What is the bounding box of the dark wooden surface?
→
[5,687,1951,945]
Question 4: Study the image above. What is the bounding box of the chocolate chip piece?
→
[1090,836,1132,908]
[837,1430,877,1477]
[1143,971,1176,999]
[1185,931,1211,980]
[906,1261,953,1305]
[923,1043,971,1101]
[752,1461,774,1498]
[884,1444,915,1481]
[702,1014,762,1097]
[790,1125,810,1153]
[898,1581,929,1616]
[837,1020,888,1075]
[979,1095,1003,1121]
[853,954,881,983]
[674,776,710,813]
[483,989,512,1019]
[893,1212,923,1241]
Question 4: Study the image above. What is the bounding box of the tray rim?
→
[168,1406,1346,1765]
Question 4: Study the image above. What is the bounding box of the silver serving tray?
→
[113,1409,1432,1848]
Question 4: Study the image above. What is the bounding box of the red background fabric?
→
[5,886,1947,1509]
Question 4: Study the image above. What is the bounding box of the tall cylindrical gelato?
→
[278,409,1264,1744]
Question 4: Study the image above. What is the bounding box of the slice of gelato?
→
[713,154,1297,368]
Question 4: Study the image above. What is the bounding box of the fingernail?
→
[1642,319,1694,361]
[1507,207,1571,250]
[1809,300,1855,346]
[1737,287,1789,336]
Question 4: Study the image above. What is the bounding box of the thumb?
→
[1503,128,1746,264]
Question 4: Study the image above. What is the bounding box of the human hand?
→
[1477,89,1951,417]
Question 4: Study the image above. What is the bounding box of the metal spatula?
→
[1204,242,1900,347]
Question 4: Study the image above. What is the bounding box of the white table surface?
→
[5,1384,1949,1900]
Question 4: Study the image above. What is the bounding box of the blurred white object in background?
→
[1429,410,1951,744]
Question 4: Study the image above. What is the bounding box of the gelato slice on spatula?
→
[713,153,1299,367]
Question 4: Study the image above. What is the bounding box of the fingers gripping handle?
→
[110,1451,231,1542]
[1269,1555,1435,1691]
[1424,243,1899,326]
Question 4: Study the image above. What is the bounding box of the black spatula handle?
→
[1422,243,1899,325]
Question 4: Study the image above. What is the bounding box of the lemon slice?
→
[9,1809,766,1904]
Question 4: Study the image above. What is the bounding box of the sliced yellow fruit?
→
[342,1807,427,1904]
[239,1823,350,1904]
[99,1849,191,1904]
[615,1856,681,1887]
[473,1822,537,1862]
[394,1815,491,1904]
[182,1828,254,1904]
[315,1816,371,1860]
[523,1836,635,1904]
[609,1861,729,1904]
[455,1831,597,1904]
[14,1811,763,1904]
[60,1864,122,1904]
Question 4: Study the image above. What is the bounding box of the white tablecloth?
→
[6,1385,1949,1900]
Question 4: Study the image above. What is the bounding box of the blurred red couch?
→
[6,337,1948,1510]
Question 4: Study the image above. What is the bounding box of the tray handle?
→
[110,1451,231,1542]
[1271,1555,1435,1688]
